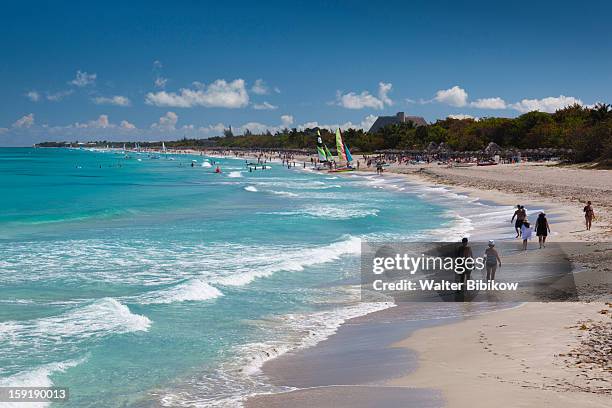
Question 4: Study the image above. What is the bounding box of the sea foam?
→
[138,279,223,304]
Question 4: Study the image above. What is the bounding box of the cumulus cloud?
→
[26,91,40,102]
[253,101,278,110]
[297,114,378,132]
[434,86,468,107]
[151,111,179,130]
[120,120,136,129]
[145,79,249,108]
[251,79,269,95]
[93,95,132,106]
[13,113,35,128]
[470,97,506,109]
[447,114,477,120]
[510,95,583,113]
[280,115,294,127]
[336,82,393,110]
[69,70,97,87]
[74,114,111,129]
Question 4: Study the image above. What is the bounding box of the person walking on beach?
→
[521,220,533,250]
[456,238,473,285]
[535,212,550,248]
[511,205,526,237]
[583,201,595,231]
[484,240,501,281]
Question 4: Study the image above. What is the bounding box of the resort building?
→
[368,112,428,133]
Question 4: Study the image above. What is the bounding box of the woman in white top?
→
[521,221,533,250]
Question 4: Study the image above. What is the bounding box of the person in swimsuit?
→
[484,240,502,281]
[583,201,595,231]
[511,205,526,237]
[535,212,551,248]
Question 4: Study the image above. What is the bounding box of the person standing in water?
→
[521,220,533,250]
[583,201,595,231]
[535,212,551,248]
[484,240,502,281]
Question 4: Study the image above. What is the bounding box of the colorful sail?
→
[316,137,327,162]
[335,128,347,162]
[324,144,333,161]
[344,142,353,163]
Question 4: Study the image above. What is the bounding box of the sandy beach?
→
[241,153,610,407]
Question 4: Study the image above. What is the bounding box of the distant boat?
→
[329,128,355,173]
[477,160,498,166]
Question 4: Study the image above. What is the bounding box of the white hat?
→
[488,240,495,246]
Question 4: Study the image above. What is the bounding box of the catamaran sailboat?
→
[328,128,355,173]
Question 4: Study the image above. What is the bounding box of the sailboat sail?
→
[324,144,333,161]
[162,142,167,153]
[335,128,347,162]
[316,137,327,162]
[344,142,353,163]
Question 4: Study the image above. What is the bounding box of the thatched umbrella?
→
[484,141,501,155]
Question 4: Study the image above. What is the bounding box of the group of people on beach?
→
[511,205,551,250]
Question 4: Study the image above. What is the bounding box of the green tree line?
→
[212,103,611,163]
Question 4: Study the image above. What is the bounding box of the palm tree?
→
[590,103,611,122]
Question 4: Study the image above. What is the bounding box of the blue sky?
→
[1,0,611,145]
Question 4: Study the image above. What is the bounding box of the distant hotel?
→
[368,112,427,133]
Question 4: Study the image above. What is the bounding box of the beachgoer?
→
[521,221,533,250]
[535,212,550,248]
[511,205,526,237]
[583,201,595,231]
[456,237,473,285]
[484,240,501,281]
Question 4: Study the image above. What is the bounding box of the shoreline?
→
[240,153,610,407]
[83,147,610,406]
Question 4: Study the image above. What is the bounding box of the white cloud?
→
[336,82,393,110]
[69,70,97,87]
[154,77,168,88]
[75,114,111,129]
[253,101,278,110]
[26,91,40,102]
[434,86,468,107]
[297,114,377,132]
[0,127,8,134]
[151,111,179,131]
[273,86,281,94]
[470,97,506,109]
[510,95,583,113]
[93,95,132,106]
[13,113,35,128]
[153,60,163,69]
[251,79,269,95]
[46,90,73,101]
[447,114,477,120]
[281,115,294,127]
[145,79,249,108]
[120,120,136,129]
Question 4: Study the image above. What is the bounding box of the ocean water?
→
[0,148,508,407]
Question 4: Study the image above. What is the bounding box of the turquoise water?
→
[0,147,466,407]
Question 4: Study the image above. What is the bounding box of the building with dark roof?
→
[368,112,427,133]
